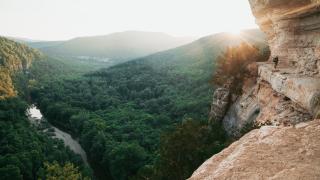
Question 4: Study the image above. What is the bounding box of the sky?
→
[0,0,258,41]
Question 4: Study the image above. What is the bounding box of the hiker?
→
[273,56,279,69]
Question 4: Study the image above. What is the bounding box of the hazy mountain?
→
[27,41,65,49]
[134,29,267,74]
[5,36,42,43]
[39,31,195,62]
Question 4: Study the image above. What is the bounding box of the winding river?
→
[27,105,88,165]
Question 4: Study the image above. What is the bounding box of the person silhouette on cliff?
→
[273,56,279,69]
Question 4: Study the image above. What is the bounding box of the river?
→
[27,105,88,165]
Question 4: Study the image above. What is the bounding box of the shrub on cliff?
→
[212,42,270,95]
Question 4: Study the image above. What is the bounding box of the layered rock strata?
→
[212,0,320,137]
[191,0,320,179]
[250,0,320,76]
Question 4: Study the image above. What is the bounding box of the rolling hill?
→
[37,31,195,64]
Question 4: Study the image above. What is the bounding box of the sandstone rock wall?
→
[190,119,320,180]
[211,0,320,137]
[249,0,320,76]
[193,1,320,179]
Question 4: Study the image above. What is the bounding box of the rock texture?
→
[189,119,320,180]
[249,0,320,76]
[259,63,320,116]
[194,0,320,179]
[222,86,260,137]
[222,78,312,137]
[217,0,320,137]
[208,87,230,124]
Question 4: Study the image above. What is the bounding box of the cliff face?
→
[250,0,320,76]
[216,0,320,137]
[190,0,320,179]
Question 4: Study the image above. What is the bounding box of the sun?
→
[227,28,242,35]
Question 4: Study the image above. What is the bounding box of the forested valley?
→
[0,29,267,180]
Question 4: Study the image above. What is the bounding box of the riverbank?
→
[27,105,88,165]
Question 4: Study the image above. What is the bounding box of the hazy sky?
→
[0,0,258,41]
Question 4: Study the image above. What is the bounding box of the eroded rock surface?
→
[197,0,320,179]
[219,0,320,137]
[222,79,312,137]
[208,87,230,124]
[189,119,320,180]
[249,0,320,76]
[222,86,260,137]
[259,63,320,116]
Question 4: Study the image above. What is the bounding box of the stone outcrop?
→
[208,87,230,124]
[249,0,320,76]
[215,0,320,137]
[222,78,312,137]
[193,0,320,179]
[222,86,260,137]
[259,63,320,116]
[189,119,320,180]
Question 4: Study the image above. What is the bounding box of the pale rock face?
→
[222,86,260,137]
[258,63,320,116]
[208,87,230,124]
[220,0,320,137]
[254,80,312,126]
[249,0,320,76]
[189,119,320,180]
[196,0,320,178]
[222,79,312,137]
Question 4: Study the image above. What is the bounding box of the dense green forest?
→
[28,30,267,179]
[1,30,267,180]
[0,37,92,179]
[30,50,220,179]
[0,98,92,179]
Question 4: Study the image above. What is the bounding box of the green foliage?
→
[0,165,22,180]
[149,120,226,180]
[42,161,89,180]
[212,42,270,95]
[30,59,213,179]
[0,37,42,99]
[0,36,42,71]
[109,142,147,180]
[0,98,92,180]
[26,30,267,179]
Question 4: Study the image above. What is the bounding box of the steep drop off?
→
[190,0,320,179]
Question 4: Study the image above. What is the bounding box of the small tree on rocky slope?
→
[212,42,270,95]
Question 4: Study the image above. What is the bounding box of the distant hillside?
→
[27,41,65,49]
[133,29,267,77]
[39,31,195,64]
[0,37,42,99]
